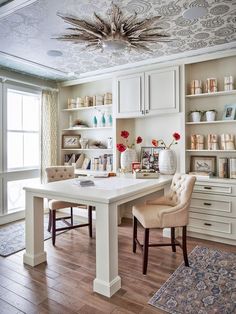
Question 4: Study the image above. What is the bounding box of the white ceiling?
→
[0,0,236,81]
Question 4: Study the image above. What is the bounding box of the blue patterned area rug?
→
[0,217,65,257]
[149,246,236,314]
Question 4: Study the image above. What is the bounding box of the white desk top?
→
[24,175,172,204]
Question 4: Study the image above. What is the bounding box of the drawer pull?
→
[204,186,212,190]
[203,202,212,206]
[204,223,212,226]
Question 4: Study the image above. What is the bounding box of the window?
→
[7,89,40,169]
[0,84,41,217]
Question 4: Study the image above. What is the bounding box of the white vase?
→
[205,111,216,121]
[190,112,201,122]
[159,149,176,175]
[120,148,137,172]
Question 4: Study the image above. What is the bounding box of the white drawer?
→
[188,212,236,240]
[190,193,236,218]
[194,182,235,195]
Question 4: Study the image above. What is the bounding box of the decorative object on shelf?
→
[81,157,91,169]
[76,97,84,108]
[190,80,202,95]
[191,135,197,150]
[140,146,163,171]
[69,115,73,128]
[152,133,180,174]
[190,156,216,176]
[104,93,112,105]
[107,137,113,149]
[79,138,89,149]
[207,134,218,150]
[116,130,142,172]
[218,158,228,178]
[68,98,76,109]
[93,95,104,106]
[189,110,202,122]
[205,78,217,93]
[64,153,84,168]
[132,162,141,173]
[107,114,112,127]
[196,134,204,150]
[84,96,92,107]
[72,119,88,128]
[204,109,217,122]
[101,113,106,127]
[56,3,170,53]
[62,134,81,149]
[93,116,97,128]
[229,158,236,179]
[224,76,234,91]
[222,104,236,120]
[89,141,107,149]
[220,134,235,150]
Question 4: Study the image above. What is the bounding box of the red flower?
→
[136,136,143,144]
[116,143,126,152]
[121,130,129,139]
[152,139,158,147]
[173,132,180,141]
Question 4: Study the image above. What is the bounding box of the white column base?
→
[93,276,121,298]
[23,251,47,267]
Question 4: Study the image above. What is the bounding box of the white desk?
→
[23,176,171,297]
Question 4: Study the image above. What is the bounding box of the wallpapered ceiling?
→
[0,0,235,81]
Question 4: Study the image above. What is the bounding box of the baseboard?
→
[0,210,25,225]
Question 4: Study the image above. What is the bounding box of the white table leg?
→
[93,203,121,297]
[23,192,47,266]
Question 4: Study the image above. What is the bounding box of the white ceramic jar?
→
[159,149,176,175]
[120,148,137,172]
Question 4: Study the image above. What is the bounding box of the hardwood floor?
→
[0,218,236,314]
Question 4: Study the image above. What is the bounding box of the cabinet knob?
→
[203,202,212,206]
[204,223,212,226]
[203,186,212,190]
[141,110,144,115]
[145,109,149,114]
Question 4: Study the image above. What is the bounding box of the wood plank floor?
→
[0,218,236,314]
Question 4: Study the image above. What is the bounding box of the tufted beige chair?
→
[46,166,92,245]
[132,173,196,274]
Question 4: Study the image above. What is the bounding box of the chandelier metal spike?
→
[56,3,171,52]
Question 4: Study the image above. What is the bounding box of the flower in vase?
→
[152,133,181,149]
[116,130,143,152]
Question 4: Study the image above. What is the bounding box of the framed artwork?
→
[190,156,216,175]
[62,135,81,149]
[140,146,163,171]
[222,104,236,120]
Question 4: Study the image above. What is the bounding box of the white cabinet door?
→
[145,66,179,115]
[116,72,144,118]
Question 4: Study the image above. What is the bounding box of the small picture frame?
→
[190,156,216,175]
[222,104,236,120]
[140,146,163,171]
[62,135,81,149]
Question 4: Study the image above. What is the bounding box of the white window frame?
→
[0,82,41,218]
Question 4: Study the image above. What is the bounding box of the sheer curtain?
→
[41,90,58,183]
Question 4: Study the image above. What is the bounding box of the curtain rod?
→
[0,76,59,92]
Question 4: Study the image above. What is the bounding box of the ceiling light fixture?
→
[56,3,171,53]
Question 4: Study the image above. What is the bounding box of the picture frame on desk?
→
[222,104,236,120]
[140,146,163,171]
[190,156,216,176]
[62,135,81,149]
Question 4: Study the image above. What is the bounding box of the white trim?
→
[0,209,25,225]
[0,0,39,19]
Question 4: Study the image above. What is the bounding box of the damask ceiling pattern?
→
[0,0,235,81]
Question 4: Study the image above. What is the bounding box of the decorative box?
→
[93,95,104,106]
[221,134,235,150]
[224,76,234,91]
[104,92,112,104]
[229,158,236,179]
[190,80,202,95]
[196,134,204,150]
[205,78,217,93]
[207,134,218,150]
[133,169,159,179]
[84,96,92,107]
[218,158,228,178]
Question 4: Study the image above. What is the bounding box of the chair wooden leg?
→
[143,228,149,275]
[133,216,137,253]
[171,227,176,252]
[88,206,93,238]
[182,226,189,267]
[70,207,73,226]
[48,209,52,232]
[52,210,56,246]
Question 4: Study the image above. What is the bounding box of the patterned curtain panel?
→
[41,90,58,183]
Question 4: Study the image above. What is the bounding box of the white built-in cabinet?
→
[115,66,179,118]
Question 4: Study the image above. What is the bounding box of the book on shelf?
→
[64,153,84,168]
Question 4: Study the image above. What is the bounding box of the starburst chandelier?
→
[56,3,171,52]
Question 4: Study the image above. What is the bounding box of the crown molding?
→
[0,0,38,19]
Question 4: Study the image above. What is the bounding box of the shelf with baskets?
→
[60,78,114,173]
